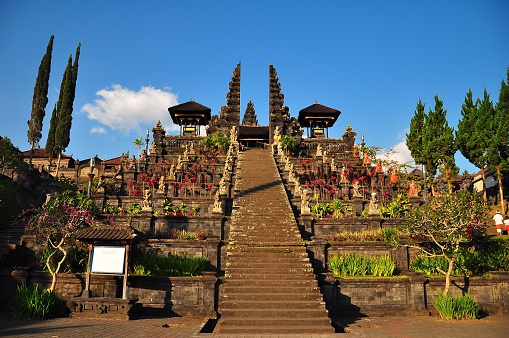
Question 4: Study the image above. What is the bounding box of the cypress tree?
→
[406,99,426,165]
[54,43,81,178]
[490,69,509,213]
[422,94,457,193]
[27,35,54,165]
[45,104,58,161]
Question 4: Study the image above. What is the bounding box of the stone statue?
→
[142,189,152,210]
[330,158,337,172]
[183,145,189,161]
[157,175,166,194]
[368,192,379,215]
[212,192,222,214]
[149,141,156,154]
[340,166,349,183]
[301,190,311,215]
[230,125,238,142]
[128,155,136,170]
[352,179,362,197]
[274,125,281,144]
[316,144,323,157]
[168,164,176,180]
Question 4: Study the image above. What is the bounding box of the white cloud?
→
[82,85,180,134]
[90,126,106,134]
[376,140,417,172]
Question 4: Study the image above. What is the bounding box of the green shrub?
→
[434,293,479,320]
[132,252,207,276]
[325,228,400,244]
[37,247,88,273]
[11,284,61,319]
[410,240,509,277]
[329,254,396,277]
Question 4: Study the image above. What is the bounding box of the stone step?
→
[220,299,327,310]
[219,308,327,318]
[226,266,315,274]
[222,278,318,288]
[225,272,315,279]
[222,292,323,302]
[219,325,334,335]
[227,246,307,253]
[226,261,312,268]
[222,285,320,294]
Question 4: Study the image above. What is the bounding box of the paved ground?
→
[1,313,509,338]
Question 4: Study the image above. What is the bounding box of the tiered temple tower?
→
[241,100,258,126]
[268,63,290,143]
[208,62,241,138]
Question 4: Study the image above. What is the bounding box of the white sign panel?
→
[90,246,126,274]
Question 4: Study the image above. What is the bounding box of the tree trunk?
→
[481,168,487,200]
[54,152,62,179]
[29,144,34,167]
[496,165,506,214]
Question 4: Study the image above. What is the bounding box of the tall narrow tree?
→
[457,89,490,199]
[422,94,457,193]
[27,35,54,166]
[406,99,428,199]
[490,69,509,213]
[45,43,81,178]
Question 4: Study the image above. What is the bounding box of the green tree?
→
[27,35,54,166]
[280,135,296,155]
[406,99,426,165]
[490,69,509,213]
[45,43,81,178]
[133,137,143,156]
[402,191,488,295]
[456,89,491,199]
[25,190,99,291]
[422,94,458,193]
[406,99,428,199]
[0,136,26,175]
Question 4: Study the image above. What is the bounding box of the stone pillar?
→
[307,237,328,273]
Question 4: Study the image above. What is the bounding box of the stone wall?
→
[0,270,217,317]
[320,272,509,317]
[145,238,223,272]
[306,239,411,274]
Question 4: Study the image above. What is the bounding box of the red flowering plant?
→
[24,190,101,291]
[127,179,137,196]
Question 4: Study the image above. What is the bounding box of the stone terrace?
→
[218,148,335,334]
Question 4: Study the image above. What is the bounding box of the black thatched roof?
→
[298,102,341,127]
[238,126,269,140]
[73,225,137,242]
[168,100,212,125]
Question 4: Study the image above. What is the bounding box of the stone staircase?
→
[0,221,26,264]
[218,148,335,334]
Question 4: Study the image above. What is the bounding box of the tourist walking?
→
[504,215,509,234]
[493,210,504,235]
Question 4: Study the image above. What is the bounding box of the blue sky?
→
[1,1,508,173]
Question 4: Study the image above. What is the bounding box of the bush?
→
[410,239,509,277]
[132,252,207,276]
[434,293,479,320]
[37,246,88,273]
[11,284,61,319]
[325,228,399,245]
[329,254,396,277]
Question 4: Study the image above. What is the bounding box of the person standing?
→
[493,210,504,235]
[504,215,509,234]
